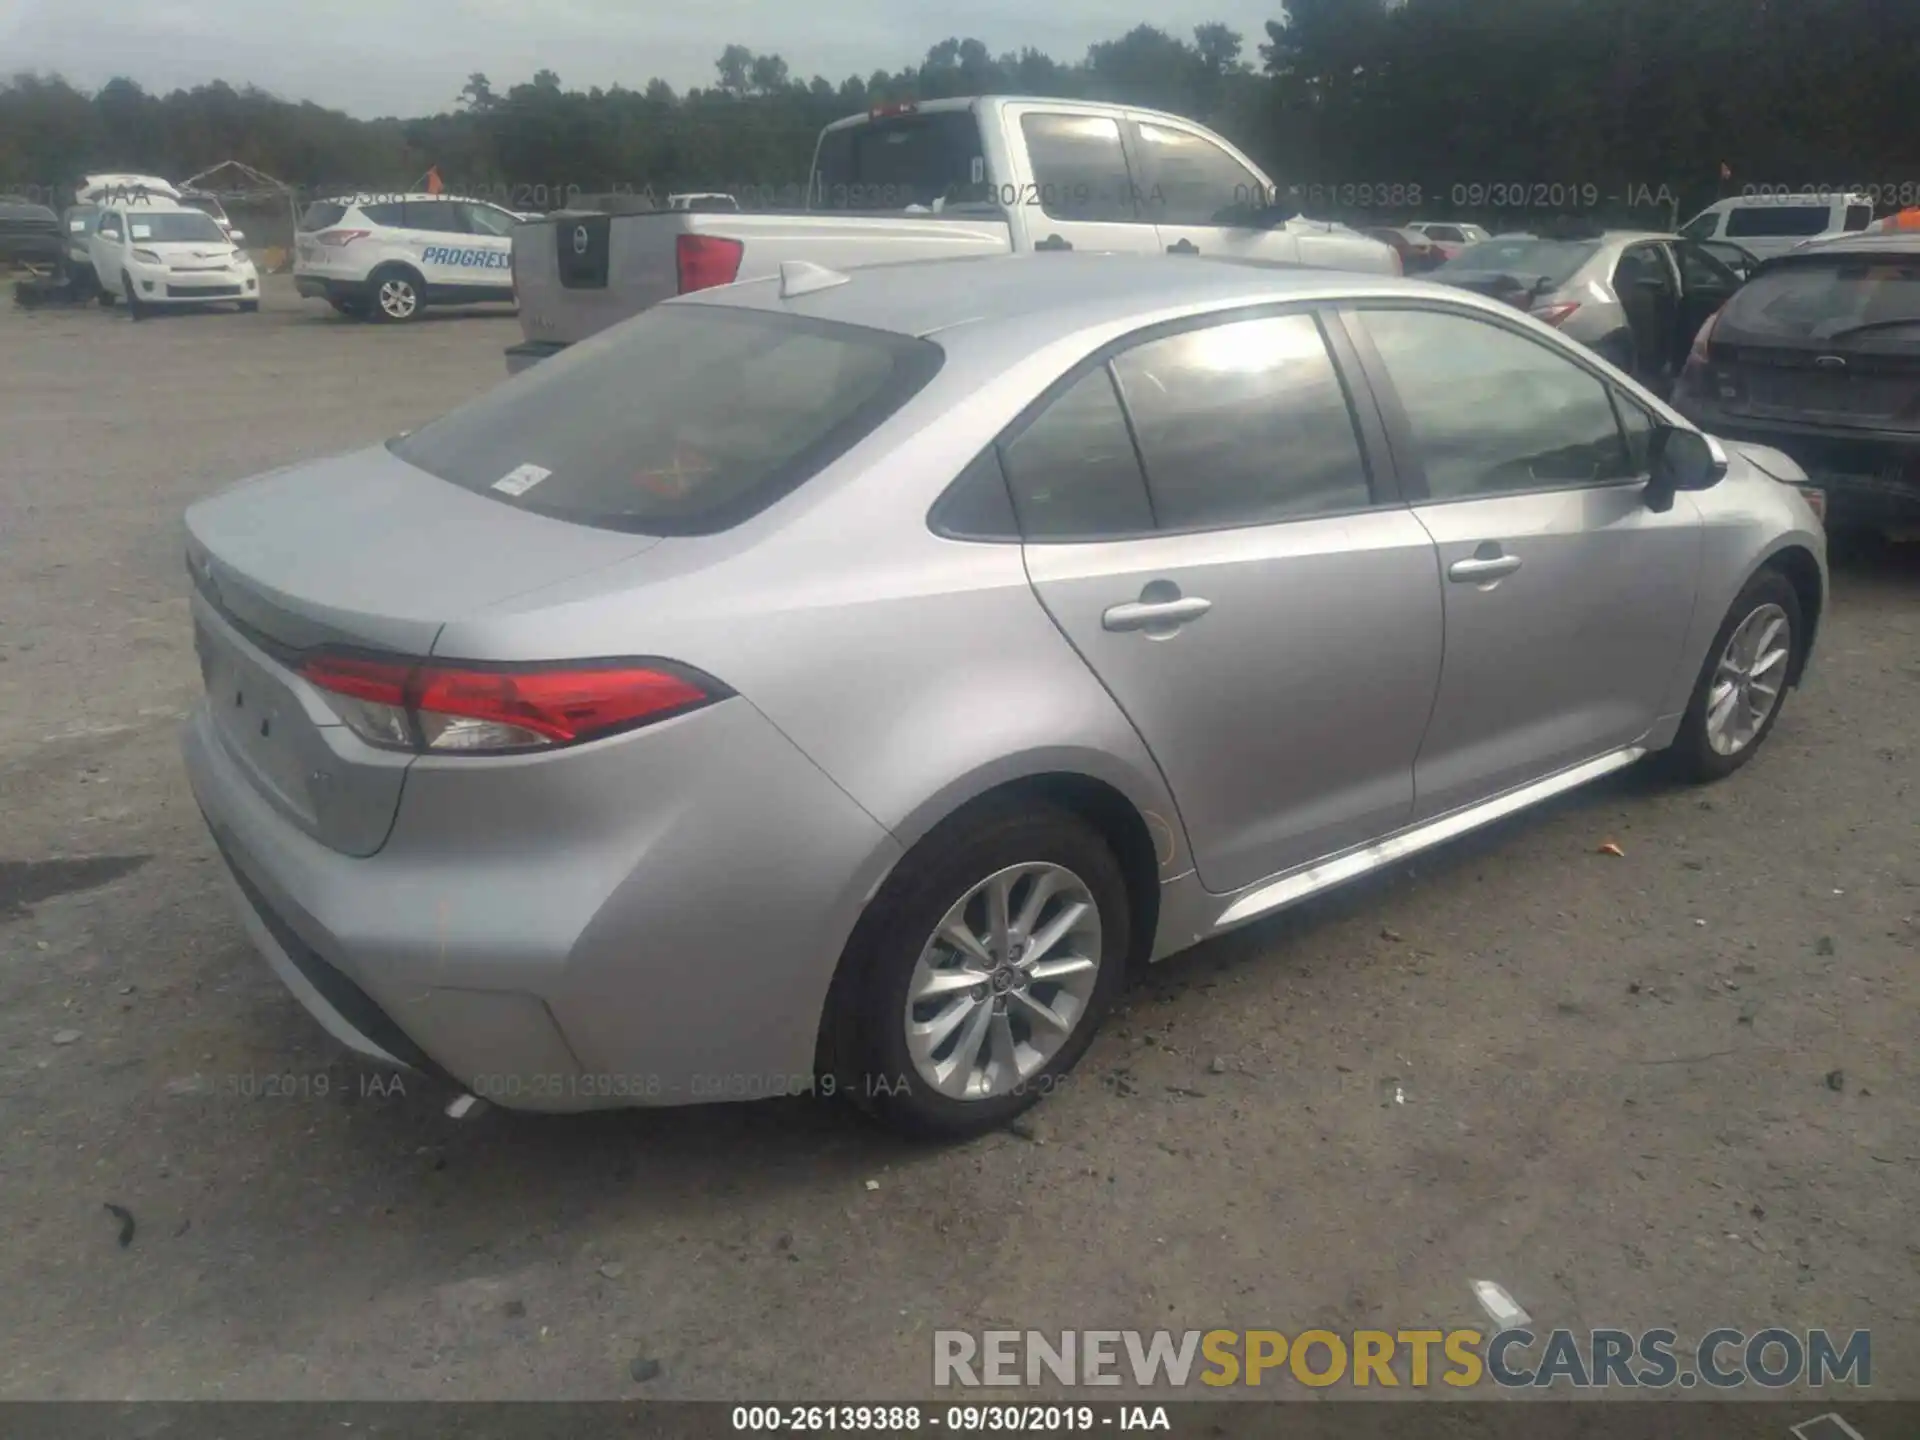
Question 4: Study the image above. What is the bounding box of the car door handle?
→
[1448,554,1523,583]
[1103,596,1213,631]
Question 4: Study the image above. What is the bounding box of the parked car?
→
[505,95,1400,372]
[1673,231,1920,534]
[1434,228,1752,391]
[0,196,64,271]
[88,198,259,317]
[182,253,1825,1137]
[1364,225,1444,273]
[1679,193,1874,261]
[1404,220,1491,261]
[294,192,520,321]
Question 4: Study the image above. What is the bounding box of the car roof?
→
[817,94,1240,136]
[682,252,1460,342]
[1765,232,1920,259]
[101,199,215,215]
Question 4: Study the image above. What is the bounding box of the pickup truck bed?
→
[510,208,1013,365]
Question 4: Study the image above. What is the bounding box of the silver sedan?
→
[182,255,1826,1138]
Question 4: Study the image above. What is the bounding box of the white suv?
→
[88,199,260,318]
[294,193,520,322]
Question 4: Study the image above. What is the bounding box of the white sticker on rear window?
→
[971,156,985,185]
[491,462,552,496]
[130,223,152,238]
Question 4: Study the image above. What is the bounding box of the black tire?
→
[1663,567,1803,783]
[367,266,423,323]
[327,297,365,318]
[96,284,115,307]
[238,299,259,313]
[828,798,1130,1140]
[122,273,144,321]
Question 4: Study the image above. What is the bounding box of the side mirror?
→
[230,229,246,243]
[1644,426,1728,512]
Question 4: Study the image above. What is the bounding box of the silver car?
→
[183,255,1826,1138]
[1436,229,1760,389]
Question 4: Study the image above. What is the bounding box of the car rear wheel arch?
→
[812,771,1163,1098]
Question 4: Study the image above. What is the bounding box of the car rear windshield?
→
[127,211,228,243]
[390,305,944,534]
[811,110,986,210]
[298,201,347,231]
[1719,254,1920,342]
[1438,239,1599,286]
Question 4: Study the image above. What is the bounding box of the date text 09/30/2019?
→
[731,1406,1170,1432]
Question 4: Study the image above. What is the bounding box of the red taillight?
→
[1529,301,1581,328]
[675,233,745,293]
[1675,308,1723,395]
[299,654,719,754]
[315,229,370,248]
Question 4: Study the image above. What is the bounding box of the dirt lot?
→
[0,277,1915,1402]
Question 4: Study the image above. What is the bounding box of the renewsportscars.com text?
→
[933,1327,1871,1390]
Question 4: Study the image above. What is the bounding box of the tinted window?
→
[930,448,1019,540]
[1112,314,1371,529]
[1674,241,1740,292]
[359,202,405,226]
[1130,120,1264,225]
[299,201,347,231]
[462,203,516,236]
[404,200,469,233]
[1000,368,1154,539]
[812,111,985,209]
[1845,205,1873,232]
[1614,244,1675,296]
[1717,254,1920,341]
[1360,308,1632,498]
[98,212,123,238]
[1426,225,1464,243]
[391,308,942,535]
[1019,113,1140,223]
[1725,204,1831,238]
[1679,212,1720,240]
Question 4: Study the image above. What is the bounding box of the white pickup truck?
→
[506,95,1398,371]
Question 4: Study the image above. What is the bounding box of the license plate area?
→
[196,615,327,831]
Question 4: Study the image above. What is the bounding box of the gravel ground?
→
[0,277,1915,1402]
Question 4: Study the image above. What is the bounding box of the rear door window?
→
[391,307,943,534]
[1844,204,1874,232]
[298,201,347,231]
[1000,367,1155,538]
[1127,120,1265,224]
[1111,313,1374,528]
[403,200,470,233]
[1019,113,1142,223]
[358,202,405,227]
[1725,204,1832,238]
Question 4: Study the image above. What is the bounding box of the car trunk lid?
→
[185,445,660,854]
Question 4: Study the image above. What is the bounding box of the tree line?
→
[3,0,1917,224]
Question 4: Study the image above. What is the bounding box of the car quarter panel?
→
[186,680,903,1105]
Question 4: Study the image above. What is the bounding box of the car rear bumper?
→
[295,273,370,303]
[1678,405,1920,525]
[505,339,568,374]
[182,688,903,1111]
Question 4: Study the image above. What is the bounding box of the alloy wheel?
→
[378,278,418,320]
[903,862,1102,1101]
[1705,602,1791,756]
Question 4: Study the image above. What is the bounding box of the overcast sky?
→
[1,0,1286,120]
